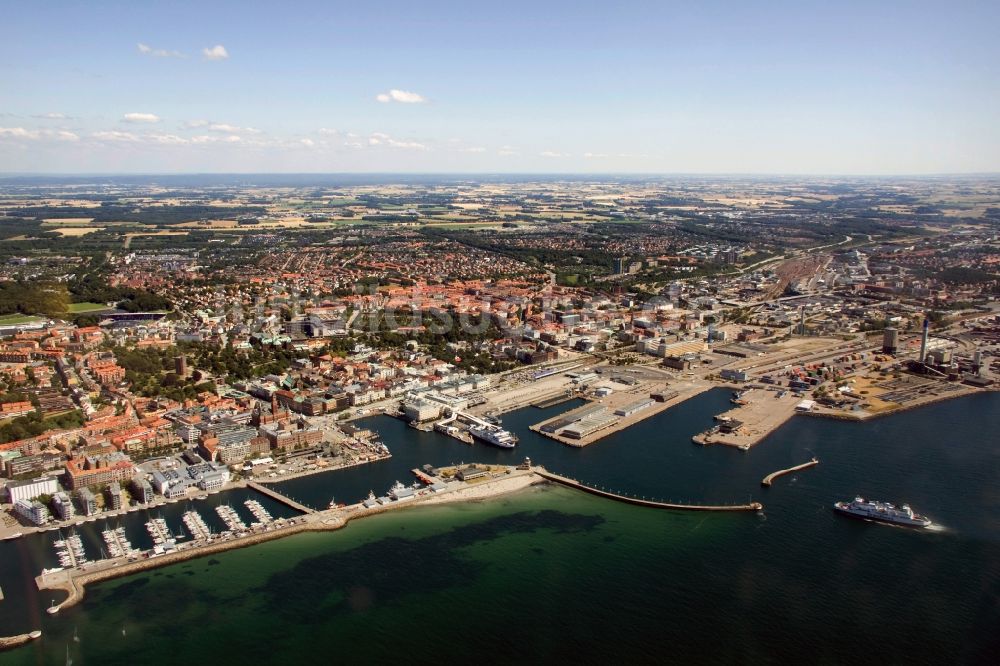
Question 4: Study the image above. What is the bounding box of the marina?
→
[182,511,212,541]
[244,500,274,527]
[144,518,174,548]
[214,505,249,533]
[52,533,89,570]
[100,527,137,560]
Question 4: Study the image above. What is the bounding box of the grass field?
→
[0,313,46,325]
[67,302,109,313]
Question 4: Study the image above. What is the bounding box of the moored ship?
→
[833,496,931,528]
[468,423,517,448]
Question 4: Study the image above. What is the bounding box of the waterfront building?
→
[105,481,124,511]
[5,476,59,504]
[13,498,49,525]
[130,477,154,503]
[75,488,98,516]
[51,491,75,520]
[64,452,137,490]
[186,462,230,490]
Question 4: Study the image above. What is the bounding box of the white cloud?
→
[190,134,243,144]
[91,130,140,142]
[148,134,188,145]
[122,112,161,124]
[583,152,608,158]
[207,123,261,134]
[498,145,519,156]
[183,119,210,129]
[33,112,68,120]
[0,127,39,139]
[458,146,486,153]
[317,128,340,136]
[300,138,315,147]
[137,42,184,58]
[0,127,78,141]
[367,132,426,149]
[540,150,567,157]
[375,89,427,104]
[202,45,229,60]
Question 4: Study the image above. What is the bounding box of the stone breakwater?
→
[0,632,41,652]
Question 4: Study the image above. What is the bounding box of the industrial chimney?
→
[919,318,929,365]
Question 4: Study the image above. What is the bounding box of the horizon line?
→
[2,171,1000,179]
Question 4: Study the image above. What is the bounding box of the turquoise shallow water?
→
[2,389,999,664]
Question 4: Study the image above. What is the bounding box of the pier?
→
[761,458,819,487]
[247,481,315,514]
[535,468,762,512]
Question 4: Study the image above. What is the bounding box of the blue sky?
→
[1,0,998,173]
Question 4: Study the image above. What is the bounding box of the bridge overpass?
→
[247,481,316,514]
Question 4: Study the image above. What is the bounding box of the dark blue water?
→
[1,389,998,664]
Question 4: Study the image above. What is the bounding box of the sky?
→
[1,0,998,174]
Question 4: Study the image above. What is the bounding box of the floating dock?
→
[761,458,819,486]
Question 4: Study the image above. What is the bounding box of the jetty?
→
[761,458,819,487]
[0,630,41,652]
[535,468,762,512]
[247,481,315,514]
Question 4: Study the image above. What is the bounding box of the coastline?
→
[29,470,546,620]
[805,385,995,422]
[693,384,992,448]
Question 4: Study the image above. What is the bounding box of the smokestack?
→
[799,307,806,336]
[919,318,929,365]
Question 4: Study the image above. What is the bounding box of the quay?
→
[246,481,315,514]
[761,458,820,487]
[692,389,802,449]
[534,467,763,512]
[531,392,578,409]
[531,380,714,447]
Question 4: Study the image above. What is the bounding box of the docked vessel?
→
[468,423,516,449]
[833,496,931,528]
